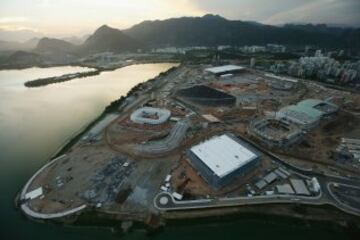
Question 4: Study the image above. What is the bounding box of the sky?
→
[0,0,359,38]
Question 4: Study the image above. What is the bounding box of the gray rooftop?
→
[276,184,295,194]
[274,169,288,179]
[255,179,267,190]
[278,167,291,176]
[264,172,278,184]
[290,179,310,196]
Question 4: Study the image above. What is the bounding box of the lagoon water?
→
[0,64,351,240]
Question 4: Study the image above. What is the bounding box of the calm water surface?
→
[0,64,352,240]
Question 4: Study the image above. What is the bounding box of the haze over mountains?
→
[123,14,360,48]
[78,25,140,54]
[2,15,360,56]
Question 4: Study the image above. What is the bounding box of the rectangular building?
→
[276,184,295,195]
[187,134,260,188]
[277,99,338,129]
[205,65,245,76]
[290,179,310,196]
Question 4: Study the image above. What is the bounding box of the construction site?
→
[19,63,360,224]
[249,118,303,148]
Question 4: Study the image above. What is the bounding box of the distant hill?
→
[4,15,360,60]
[78,25,141,54]
[284,23,353,34]
[0,38,40,52]
[35,37,76,53]
[0,40,27,52]
[0,29,44,42]
[283,24,360,48]
[25,38,41,48]
[62,36,85,45]
[0,51,43,67]
[124,14,360,48]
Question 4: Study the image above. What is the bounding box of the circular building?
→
[130,107,171,125]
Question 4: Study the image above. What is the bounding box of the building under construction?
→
[277,99,339,129]
[249,118,303,148]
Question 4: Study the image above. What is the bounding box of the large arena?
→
[187,134,261,188]
[176,85,236,107]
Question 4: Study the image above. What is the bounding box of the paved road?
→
[327,182,360,216]
[134,118,190,156]
[153,134,360,217]
[20,155,89,219]
[238,134,360,216]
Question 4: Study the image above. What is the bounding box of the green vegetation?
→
[25,70,101,87]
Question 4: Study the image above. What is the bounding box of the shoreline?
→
[0,62,95,71]
[23,60,180,88]
[72,202,360,236]
[15,62,360,235]
[15,63,179,208]
[52,64,179,159]
[15,188,360,236]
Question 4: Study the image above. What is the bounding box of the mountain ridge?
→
[124,14,359,48]
[35,37,76,53]
[78,25,140,54]
[27,14,360,55]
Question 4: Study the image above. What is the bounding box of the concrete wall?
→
[186,135,262,189]
[130,107,171,125]
[187,150,260,189]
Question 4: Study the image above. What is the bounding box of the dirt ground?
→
[281,112,360,168]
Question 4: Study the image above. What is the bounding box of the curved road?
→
[153,135,360,217]
[20,154,88,219]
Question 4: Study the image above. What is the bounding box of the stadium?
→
[187,134,261,188]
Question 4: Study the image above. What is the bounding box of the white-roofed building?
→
[25,187,43,200]
[205,65,245,76]
[187,134,261,188]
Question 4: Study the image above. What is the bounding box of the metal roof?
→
[255,179,267,190]
[25,187,43,200]
[190,134,258,178]
[202,114,221,123]
[205,65,245,74]
[279,99,338,126]
[276,184,295,194]
[278,107,318,126]
[265,73,298,83]
[274,169,288,179]
[264,172,278,183]
[290,179,310,196]
[342,138,360,145]
[278,167,291,176]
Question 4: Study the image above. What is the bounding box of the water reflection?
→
[0,63,176,239]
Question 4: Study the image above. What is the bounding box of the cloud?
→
[38,0,50,7]
[265,0,360,26]
[190,0,313,20]
[0,0,359,37]
[0,17,29,24]
[190,0,360,26]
